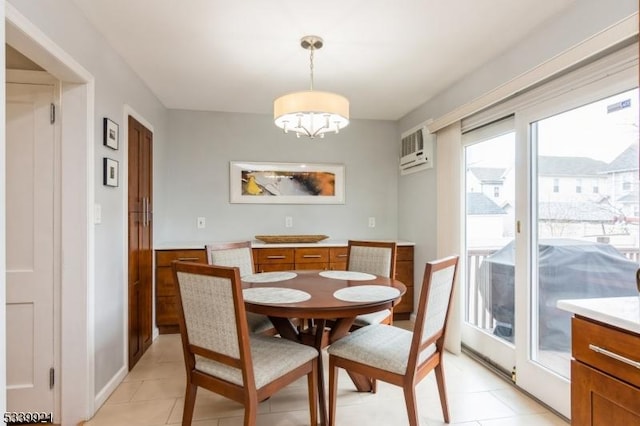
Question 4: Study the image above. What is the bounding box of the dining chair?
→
[327,255,460,426]
[172,261,319,426]
[346,240,397,327]
[205,241,274,334]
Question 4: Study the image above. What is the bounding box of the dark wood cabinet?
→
[128,116,153,369]
[155,249,207,334]
[155,244,414,332]
[571,316,640,425]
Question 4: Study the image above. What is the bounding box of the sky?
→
[466,87,639,167]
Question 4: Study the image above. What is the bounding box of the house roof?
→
[467,192,506,215]
[538,156,607,177]
[599,144,639,174]
[468,167,507,183]
[538,202,615,222]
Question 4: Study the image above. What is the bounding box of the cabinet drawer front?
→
[295,248,329,263]
[395,260,414,286]
[572,360,640,424]
[396,246,414,261]
[256,248,294,264]
[156,249,206,266]
[156,296,179,325]
[156,267,176,297]
[394,287,413,313]
[295,262,327,270]
[330,247,348,263]
[257,263,294,273]
[572,316,640,388]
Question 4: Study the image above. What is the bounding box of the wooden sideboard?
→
[571,316,640,424]
[155,244,414,333]
[155,249,207,334]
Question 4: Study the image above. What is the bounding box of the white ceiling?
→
[71,0,575,120]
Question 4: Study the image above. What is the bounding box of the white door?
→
[462,117,517,374]
[6,81,57,413]
[514,82,639,418]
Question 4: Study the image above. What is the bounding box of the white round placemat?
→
[242,271,297,283]
[333,285,401,302]
[319,270,376,281]
[243,287,311,304]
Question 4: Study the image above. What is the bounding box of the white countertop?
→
[155,239,415,250]
[557,296,640,334]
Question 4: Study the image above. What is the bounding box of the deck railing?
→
[465,246,639,332]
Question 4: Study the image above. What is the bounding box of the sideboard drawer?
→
[572,316,640,388]
[255,248,295,264]
[329,247,348,263]
[156,249,206,266]
[295,248,329,264]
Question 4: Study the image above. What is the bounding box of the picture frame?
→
[103,157,119,187]
[230,161,345,204]
[103,118,119,150]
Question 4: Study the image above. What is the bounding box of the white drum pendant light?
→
[274,36,349,139]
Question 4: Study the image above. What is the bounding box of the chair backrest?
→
[346,240,397,278]
[408,256,459,369]
[172,261,255,387]
[205,241,255,277]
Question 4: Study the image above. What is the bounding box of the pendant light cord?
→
[309,46,315,91]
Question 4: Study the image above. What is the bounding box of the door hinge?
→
[511,366,516,383]
[50,103,55,124]
[49,367,55,389]
[516,220,521,234]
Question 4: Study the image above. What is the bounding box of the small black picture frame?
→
[103,118,119,150]
[103,157,119,187]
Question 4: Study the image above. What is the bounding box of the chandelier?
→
[274,35,349,139]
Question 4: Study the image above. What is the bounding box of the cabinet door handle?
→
[589,344,640,369]
[266,255,286,259]
[302,254,322,258]
[337,254,347,258]
[177,257,200,261]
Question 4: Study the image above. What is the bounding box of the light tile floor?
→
[86,323,569,426]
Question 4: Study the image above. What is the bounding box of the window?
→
[575,178,582,193]
[553,178,559,193]
[623,180,631,191]
[593,185,599,194]
[494,186,500,197]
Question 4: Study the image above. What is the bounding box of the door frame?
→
[513,62,639,419]
[5,5,96,423]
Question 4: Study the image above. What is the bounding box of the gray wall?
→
[156,110,399,244]
[6,0,169,396]
[396,0,638,289]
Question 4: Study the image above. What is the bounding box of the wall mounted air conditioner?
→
[399,122,434,175]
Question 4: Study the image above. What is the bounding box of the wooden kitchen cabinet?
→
[155,244,414,332]
[253,244,414,320]
[393,246,414,320]
[155,249,206,334]
[571,316,640,424]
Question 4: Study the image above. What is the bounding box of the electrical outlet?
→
[197,217,206,229]
[285,216,293,228]
[368,217,376,228]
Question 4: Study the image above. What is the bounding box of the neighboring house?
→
[466,192,507,245]
[467,167,508,204]
[537,156,608,202]
[598,143,640,220]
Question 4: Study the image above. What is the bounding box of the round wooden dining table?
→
[241,269,406,426]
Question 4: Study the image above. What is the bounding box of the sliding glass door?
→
[462,118,516,374]
[462,47,638,418]
[515,85,639,417]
